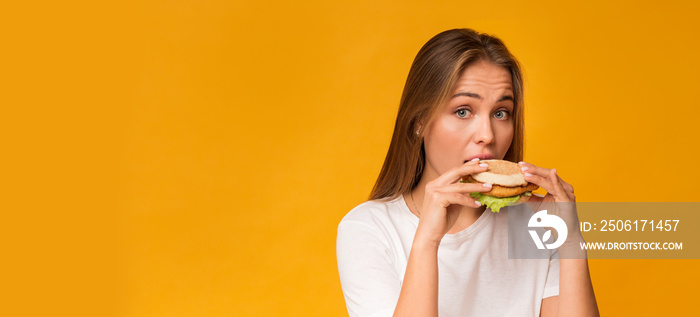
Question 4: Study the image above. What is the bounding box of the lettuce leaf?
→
[470,192,521,213]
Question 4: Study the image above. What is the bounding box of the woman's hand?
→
[414,159,493,245]
[517,162,575,204]
[518,162,584,249]
[518,166,599,316]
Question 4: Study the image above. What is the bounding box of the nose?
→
[473,116,495,144]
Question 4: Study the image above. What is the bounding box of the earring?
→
[415,130,420,135]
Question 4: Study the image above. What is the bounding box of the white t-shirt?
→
[336,196,559,317]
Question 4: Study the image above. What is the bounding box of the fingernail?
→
[534,193,545,198]
[552,168,557,175]
[471,158,479,162]
[521,166,529,171]
[518,161,526,165]
[483,183,492,188]
[475,201,482,206]
[525,173,533,177]
[479,163,488,167]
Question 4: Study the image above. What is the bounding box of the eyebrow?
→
[451,92,514,102]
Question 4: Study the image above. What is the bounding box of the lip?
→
[465,154,495,163]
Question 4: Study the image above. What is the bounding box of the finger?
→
[431,159,489,186]
[560,180,574,195]
[524,168,569,202]
[520,161,575,193]
[517,161,551,178]
[437,192,482,208]
[437,181,494,194]
[549,168,572,202]
[519,161,563,194]
[550,169,574,202]
[522,172,555,194]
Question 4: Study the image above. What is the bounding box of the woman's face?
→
[421,59,515,181]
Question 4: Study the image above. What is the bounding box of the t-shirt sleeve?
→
[543,252,560,299]
[336,220,401,317]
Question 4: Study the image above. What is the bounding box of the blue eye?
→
[456,108,471,118]
[494,110,510,120]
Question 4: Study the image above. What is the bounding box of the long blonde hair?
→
[369,28,525,200]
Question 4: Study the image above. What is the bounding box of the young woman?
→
[336,29,599,317]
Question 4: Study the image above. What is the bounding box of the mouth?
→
[465,154,495,163]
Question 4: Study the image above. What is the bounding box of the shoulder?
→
[337,197,410,263]
[339,197,403,226]
[337,196,410,241]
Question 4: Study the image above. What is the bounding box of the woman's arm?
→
[337,220,403,316]
[540,258,598,317]
[393,160,491,317]
[557,258,598,316]
[393,236,440,316]
[520,163,600,317]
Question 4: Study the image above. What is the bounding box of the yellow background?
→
[3,0,699,316]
